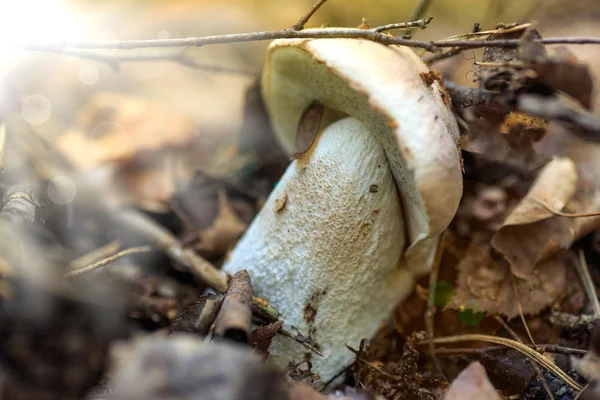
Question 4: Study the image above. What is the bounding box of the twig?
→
[117,209,229,293]
[213,270,253,343]
[510,274,537,345]
[444,80,500,108]
[576,250,600,317]
[19,32,600,53]
[433,344,588,357]
[278,327,323,357]
[54,48,258,75]
[373,16,433,33]
[292,0,329,31]
[64,245,153,278]
[0,187,39,224]
[549,311,600,330]
[69,240,121,270]
[417,334,584,392]
[408,0,434,22]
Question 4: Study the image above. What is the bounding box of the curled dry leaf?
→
[196,189,248,256]
[491,157,578,278]
[249,320,284,359]
[450,245,566,318]
[444,362,502,400]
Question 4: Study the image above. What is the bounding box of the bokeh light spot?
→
[158,29,170,40]
[433,280,455,307]
[21,94,52,125]
[458,301,485,327]
[47,176,77,205]
[79,64,99,85]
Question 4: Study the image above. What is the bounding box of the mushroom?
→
[223,37,462,381]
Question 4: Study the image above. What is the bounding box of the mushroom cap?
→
[262,36,462,247]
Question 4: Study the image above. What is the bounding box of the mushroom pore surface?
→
[223,117,412,381]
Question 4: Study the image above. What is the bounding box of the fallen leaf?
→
[249,320,283,360]
[533,46,595,109]
[450,245,566,318]
[196,189,248,256]
[491,157,578,278]
[444,362,503,400]
[58,92,197,170]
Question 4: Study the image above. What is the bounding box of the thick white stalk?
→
[223,117,415,381]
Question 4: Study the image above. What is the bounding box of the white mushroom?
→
[224,37,462,381]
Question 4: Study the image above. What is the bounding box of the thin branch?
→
[373,16,433,33]
[49,48,258,75]
[444,80,500,108]
[19,31,600,53]
[549,311,600,330]
[293,0,330,31]
[69,240,121,270]
[65,245,153,278]
[278,327,323,357]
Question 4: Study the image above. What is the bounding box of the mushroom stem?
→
[224,117,415,380]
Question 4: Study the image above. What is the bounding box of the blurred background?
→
[1,0,599,245]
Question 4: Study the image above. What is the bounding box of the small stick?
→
[117,209,229,293]
[213,270,253,343]
[64,246,152,278]
[549,311,600,330]
[372,16,433,33]
[69,240,121,270]
[292,0,329,31]
[278,327,323,357]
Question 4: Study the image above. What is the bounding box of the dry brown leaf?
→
[491,157,578,278]
[249,320,283,360]
[196,189,247,256]
[57,92,197,170]
[450,245,565,318]
[444,362,502,400]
